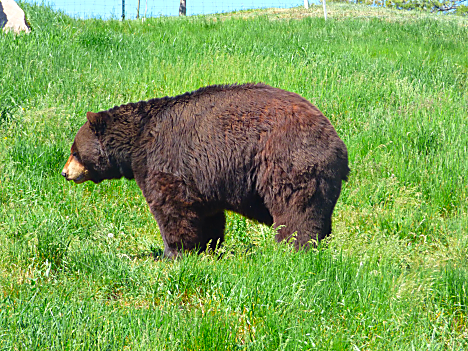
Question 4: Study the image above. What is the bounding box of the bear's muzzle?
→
[61,155,89,184]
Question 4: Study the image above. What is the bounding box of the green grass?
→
[0,2,467,349]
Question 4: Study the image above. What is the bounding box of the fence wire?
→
[25,0,312,19]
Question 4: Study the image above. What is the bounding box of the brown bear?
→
[62,83,349,258]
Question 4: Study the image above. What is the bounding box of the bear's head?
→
[62,111,122,184]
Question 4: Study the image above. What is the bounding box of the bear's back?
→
[136,84,346,203]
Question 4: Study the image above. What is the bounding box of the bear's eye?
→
[72,151,79,158]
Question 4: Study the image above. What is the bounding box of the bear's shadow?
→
[130,246,165,261]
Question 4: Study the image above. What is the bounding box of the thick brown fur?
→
[62,83,349,258]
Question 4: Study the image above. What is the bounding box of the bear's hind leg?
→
[271,176,341,250]
[273,206,332,250]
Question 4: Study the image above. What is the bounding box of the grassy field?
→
[1,2,467,349]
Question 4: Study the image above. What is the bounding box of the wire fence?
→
[25,0,314,19]
[23,0,468,20]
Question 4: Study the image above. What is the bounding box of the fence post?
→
[179,0,187,16]
[304,0,309,9]
[323,0,327,20]
[122,0,125,20]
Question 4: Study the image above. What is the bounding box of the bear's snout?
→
[62,155,89,183]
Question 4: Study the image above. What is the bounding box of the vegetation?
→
[330,0,468,15]
[0,2,467,349]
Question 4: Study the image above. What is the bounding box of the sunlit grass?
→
[0,2,467,349]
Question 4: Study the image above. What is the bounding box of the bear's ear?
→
[86,111,109,135]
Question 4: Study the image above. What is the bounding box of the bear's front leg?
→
[140,172,222,258]
[155,211,226,258]
[154,207,204,258]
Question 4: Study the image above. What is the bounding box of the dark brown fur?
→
[63,83,349,258]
